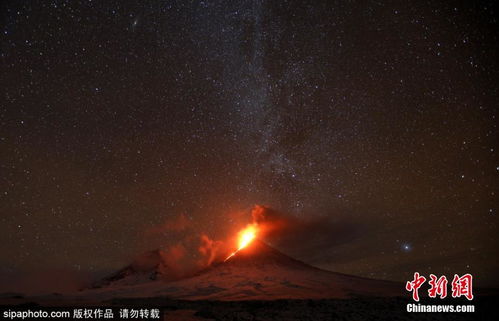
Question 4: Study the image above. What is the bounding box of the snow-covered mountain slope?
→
[77,240,403,301]
[92,249,172,288]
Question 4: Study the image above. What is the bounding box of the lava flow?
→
[224,225,258,262]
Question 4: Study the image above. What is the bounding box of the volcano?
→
[92,249,173,288]
[83,240,403,301]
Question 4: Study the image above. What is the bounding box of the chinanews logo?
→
[405,272,475,313]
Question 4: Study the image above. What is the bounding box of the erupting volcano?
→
[224,224,258,262]
[78,208,406,301]
[83,233,403,301]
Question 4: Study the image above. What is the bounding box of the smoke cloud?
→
[110,205,362,283]
[251,205,365,263]
[197,234,225,267]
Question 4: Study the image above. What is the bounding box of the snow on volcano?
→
[77,240,403,301]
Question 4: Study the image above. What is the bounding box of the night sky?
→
[1,0,498,287]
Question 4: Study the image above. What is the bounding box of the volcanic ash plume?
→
[198,234,224,267]
[135,204,361,280]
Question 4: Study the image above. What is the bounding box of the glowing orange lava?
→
[224,225,257,262]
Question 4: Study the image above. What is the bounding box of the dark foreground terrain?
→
[2,295,497,320]
[114,296,497,321]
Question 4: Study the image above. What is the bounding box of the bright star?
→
[402,243,412,252]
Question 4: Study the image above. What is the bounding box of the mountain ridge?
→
[84,239,404,300]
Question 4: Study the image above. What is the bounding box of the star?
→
[402,243,412,252]
[0,0,496,288]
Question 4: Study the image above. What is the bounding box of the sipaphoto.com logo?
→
[405,272,475,313]
[3,309,71,319]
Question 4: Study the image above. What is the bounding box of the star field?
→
[1,0,498,286]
